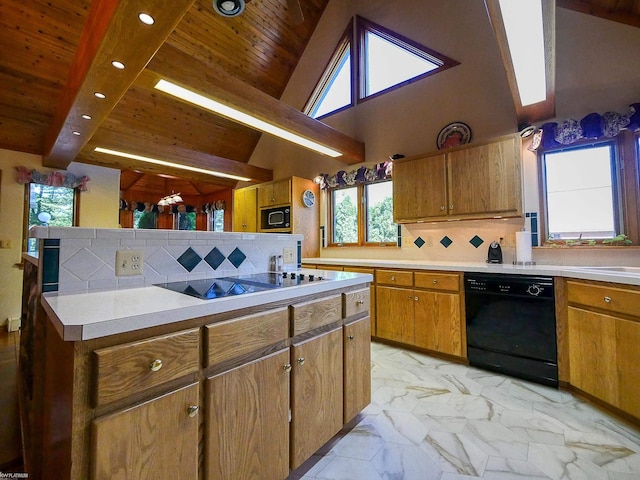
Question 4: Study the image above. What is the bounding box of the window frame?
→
[537,134,640,245]
[327,179,397,248]
[356,16,458,103]
[304,24,355,120]
[304,16,459,120]
[22,183,79,252]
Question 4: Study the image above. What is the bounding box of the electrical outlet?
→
[283,247,295,264]
[0,239,11,249]
[115,250,144,276]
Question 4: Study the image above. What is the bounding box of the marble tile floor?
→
[289,342,640,480]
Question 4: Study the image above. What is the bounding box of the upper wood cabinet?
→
[258,178,291,207]
[393,135,522,223]
[232,186,257,232]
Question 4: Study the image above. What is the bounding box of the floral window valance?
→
[530,102,640,151]
[317,161,393,190]
[15,166,90,191]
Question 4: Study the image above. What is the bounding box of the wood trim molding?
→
[557,0,640,29]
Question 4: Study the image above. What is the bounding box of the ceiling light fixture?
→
[81,114,92,120]
[138,13,155,25]
[72,131,81,136]
[213,0,245,17]
[94,147,252,182]
[154,79,343,158]
[111,61,125,70]
[157,192,183,206]
[94,92,106,99]
[497,0,546,106]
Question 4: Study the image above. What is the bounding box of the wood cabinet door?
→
[233,188,257,232]
[258,179,291,207]
[414,291,462,356]
[343,317,371,424]
[393,154,447,222]
[375,286,414,344]
[567,307,618,406]
[91,383,199,480]
[616,317,640,418]
[448,136,520,216]
[206,349,290,480]
[290,327,343,470]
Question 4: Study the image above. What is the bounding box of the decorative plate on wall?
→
[437,122,472,149]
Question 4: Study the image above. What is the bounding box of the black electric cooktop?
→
[156,272,327,300]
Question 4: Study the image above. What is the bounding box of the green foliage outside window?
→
[367,196,396,242]
[178,212,196,230]
[333,189,358,243]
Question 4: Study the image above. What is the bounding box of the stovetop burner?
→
[155,277,272,300]
[155,272,327,300]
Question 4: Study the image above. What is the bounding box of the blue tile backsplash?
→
[177,247,202,272]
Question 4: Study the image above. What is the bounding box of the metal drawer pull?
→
[347,335,355,340]
[440,205,445,211]
[297,357,305,365]
[356,300,365,306]
[433,279,438,284]
[187,405,199,418]
[415,296,419,301]
[604,296,612,303]
[150,359,163,372]
[283,363,292,373]
[390,276,396,281]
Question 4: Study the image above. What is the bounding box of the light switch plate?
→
[283,247,295,264]
[115,250,144,276]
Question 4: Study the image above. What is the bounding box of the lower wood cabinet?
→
[567,279,640,419]
[92,382,200,480]
[290,327,344,470]
[206,349,290,480]
[376,270,463,358]
[344,316,371,424]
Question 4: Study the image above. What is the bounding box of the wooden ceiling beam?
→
[146,44,366,165]
[78,131,274,185]
[42,0,196,169]
[557,0,640,28]
[485,0,556,125]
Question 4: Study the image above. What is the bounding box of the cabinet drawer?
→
[205,308,289,367]
[376,269,413,287]
[94,328,199,406]
[414,272,460,292]
[291,294,342,336]
[343,288,370,318]
[567,281,640,319]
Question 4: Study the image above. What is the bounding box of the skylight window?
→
[304,16,458,119]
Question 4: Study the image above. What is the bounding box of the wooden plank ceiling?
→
[0,0,638,196]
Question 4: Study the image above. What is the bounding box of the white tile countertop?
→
[42,269,372,342]
[303,258,640,286]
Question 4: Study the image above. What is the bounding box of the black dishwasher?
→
[465,273,558,387]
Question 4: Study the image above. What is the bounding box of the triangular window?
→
[304,16,458,119]
[306,28,354,119]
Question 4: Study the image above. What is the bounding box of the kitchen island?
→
[27,270,372,480]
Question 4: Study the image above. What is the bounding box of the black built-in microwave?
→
[261,206,290,229]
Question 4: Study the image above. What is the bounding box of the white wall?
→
[249,2,640,266]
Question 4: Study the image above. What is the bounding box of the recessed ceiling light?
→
[94,92,106,99]
[72,131,81,136]
[81,114,92,120]
[111,61,125,70]
[138,13,155,25]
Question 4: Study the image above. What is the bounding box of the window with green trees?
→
[330,180,396,246]
[26,184,75,252]
[178,211,196,230]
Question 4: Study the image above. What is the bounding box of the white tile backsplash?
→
[32,227,304,294]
